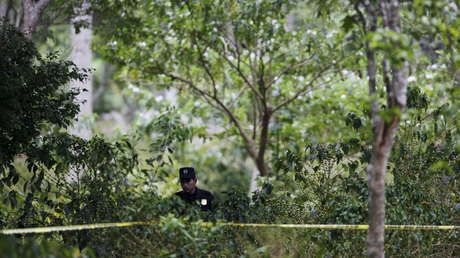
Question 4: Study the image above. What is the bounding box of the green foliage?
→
[269,87,460,256]
[128,97,250,193]
[0,22,90,218]
[91,187,306,257]
[0,133,143,252]
[2,1,460,256]
[142,106,197,168]
[1,121,458,256]
[111,213,230,257]
[0,235,95,258]
[0,22,87,168]
[93,0,346,109]
[92,0,353,178]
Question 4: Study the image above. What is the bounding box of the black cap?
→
[179,167,196,180]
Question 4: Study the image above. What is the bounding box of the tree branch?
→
[228,84,249,109]
[162,72,218,110]
[163,73,208,97]
[361,0,379,133]
[265,54,317,90]
[213,97,258,160]
[382,58,392,106]
[193,35,218,97]
[215,48,264,100]
[252,97,257,140]
[21,0,53,37]
[163,72,258,159]
[256,106,272,176]
[272,63,342,113]
[34,0,53,11]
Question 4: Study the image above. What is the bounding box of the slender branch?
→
[382,58,392,106]
[163,73,210,98]
[215,48,263,100]
[163,71,257,159]
[258,54,266,93]
[252,99,257,140]
[223,20,239,52]
[265,54,317,90]
[228,28,251,73]
[249,49,258,93]
[223,37,250,69]
[193,35,218,97]
[214,97,258,159]
[362,0,379,132]
[163,72,220,111]
[228,84,249,109]
[272,63,342,113]
[202,26,254,94]
[265,51,290,79]
[34,0,53,11]
[275,77,340,114]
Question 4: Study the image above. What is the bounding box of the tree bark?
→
[69,0,93,140]
[249,166,260,194]
[256,107,272,176]
[364,0,408,257]
[0,1,10,19]
[367,119,400,257]
[21,0,52,38]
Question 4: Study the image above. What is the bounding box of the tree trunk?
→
[69,0,93,140]
[0,1,9,19]
[249,166,260,194]
[256,108,271,176]
[366,119,399,257]
[21,0,52,38]
[365,1,407,257]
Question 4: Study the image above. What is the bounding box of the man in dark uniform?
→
[175,167,214,211]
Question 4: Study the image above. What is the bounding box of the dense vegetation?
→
[1,0,459,257]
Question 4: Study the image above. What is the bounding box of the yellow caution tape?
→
[205,223,460,231]
[1,221,459,235]
[0,221,156,235]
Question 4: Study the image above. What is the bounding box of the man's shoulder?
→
[175,191,185,197]
[196,188,214,199]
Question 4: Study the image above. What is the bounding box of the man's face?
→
[180,178,197,193]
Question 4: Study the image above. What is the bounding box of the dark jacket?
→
[175,188,214,211]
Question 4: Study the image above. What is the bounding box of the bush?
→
[0,22,86,168]
[0,235,95,258]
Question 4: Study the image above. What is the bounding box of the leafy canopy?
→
[0,22,87,169]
